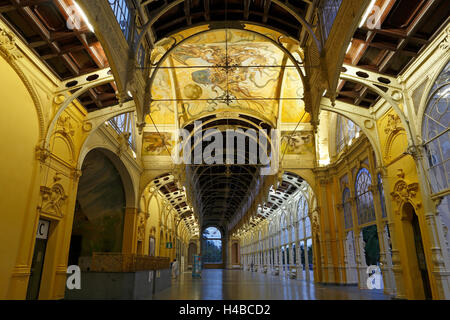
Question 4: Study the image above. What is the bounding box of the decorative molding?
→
[383,114,406,162]
[137,213,146,242]
[0,28,22,61]
[390,180,421,217]
[57,115,75,137]
[384,114,403,135]
[439,25,450,51]
[0,27,45,140]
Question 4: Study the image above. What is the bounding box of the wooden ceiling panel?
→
[0,0,117,112]
[341,0,449,108]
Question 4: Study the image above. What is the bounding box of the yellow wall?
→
[0,55,40,298]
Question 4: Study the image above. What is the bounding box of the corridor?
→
[153,270,389,300]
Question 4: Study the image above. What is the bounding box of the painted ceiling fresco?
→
[147,27,309,127]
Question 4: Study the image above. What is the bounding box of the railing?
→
[91,253,170,272]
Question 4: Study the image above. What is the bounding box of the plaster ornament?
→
[0,29,22,60]
[38,184,68,218]
[53,95,66,105]
[439,26,450,51]
[82,122,93,132]
[364,119,374,129]
[384,114,403,135]
[57,116,75,137]
[391,90,403,101]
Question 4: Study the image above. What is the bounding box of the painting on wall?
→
[142,132,174,156]
[149,29,306,127]
[281,131,314,155]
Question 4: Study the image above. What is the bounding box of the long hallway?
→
[153,270,388,300]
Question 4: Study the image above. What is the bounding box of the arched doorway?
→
[402,202,432,299]
[202,226,223,269]
[66,149,126,273]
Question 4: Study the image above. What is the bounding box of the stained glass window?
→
[108,0,131,41]
[355,168,376,225]
[422,62,449,194]
[336,115,362,154]
[343,188,353,229]
[108,112,136,151]
[320,0,343,41]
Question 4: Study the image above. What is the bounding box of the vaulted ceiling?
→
[142,0,316,43]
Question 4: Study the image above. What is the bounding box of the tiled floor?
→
[153,269,389,300]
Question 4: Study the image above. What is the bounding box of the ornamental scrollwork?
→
[390,180,421,216]
[0,28,22,61]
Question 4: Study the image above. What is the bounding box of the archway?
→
[66,149,127,274]
[202,226,223,269]
[401,202,432,299]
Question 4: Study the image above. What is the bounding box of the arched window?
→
[108,112,136,151]
[336,115,362,154]
[422,61,449,194]
[343,188,353,229]
[202,226,222,264]
[305,217,311,238]
[355,168,376,225]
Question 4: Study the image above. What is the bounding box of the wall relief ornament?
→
[38,183,68,219]
[390,180,421,217]
[57,116,75,137]
[384,114,403,135]
[0,28,22,60]
[137,213,146,242]
[439,25,450,51]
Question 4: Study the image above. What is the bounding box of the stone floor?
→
[153,269,389,300]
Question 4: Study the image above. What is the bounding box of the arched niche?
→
[67,148,129,270]
[78,147,136,208]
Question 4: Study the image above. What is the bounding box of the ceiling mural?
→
[148,28,308,127]
[142,132,175,156]
[281,131,315,156]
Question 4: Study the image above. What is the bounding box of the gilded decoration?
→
[0,28,22,61]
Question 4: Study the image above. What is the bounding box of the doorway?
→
[402,202,433,299]
[26,220,50,300]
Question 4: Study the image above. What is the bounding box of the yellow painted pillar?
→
[122,207,138,254]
